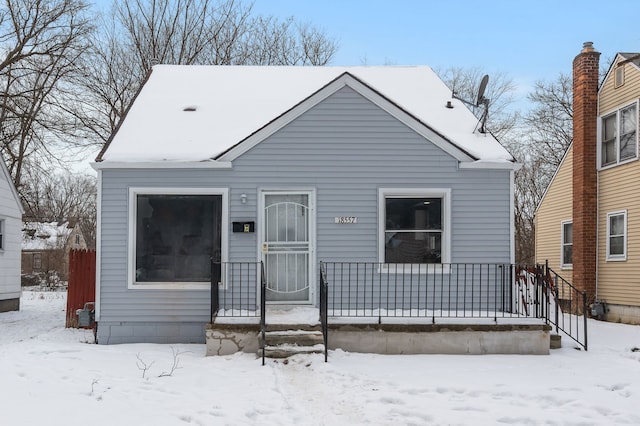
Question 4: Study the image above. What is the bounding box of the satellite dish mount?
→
[451,74,490,134]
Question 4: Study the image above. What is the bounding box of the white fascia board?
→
[91,161,232,170]
[458,160,520,170]
[219,73,476,163]
[0,160,24,215]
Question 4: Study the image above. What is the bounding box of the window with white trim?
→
[601,102,637,167]
[615,66,625,88]
[607,211,627,261]
[379,188,450,265]
[130,190,224,286]
[561,221,572,268]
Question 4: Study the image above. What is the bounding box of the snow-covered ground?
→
[1,291,640,425]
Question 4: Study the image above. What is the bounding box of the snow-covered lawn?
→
[1,291,640,425]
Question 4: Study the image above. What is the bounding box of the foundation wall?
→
[206,323,551,356]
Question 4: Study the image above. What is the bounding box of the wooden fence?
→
[65,249,96,328]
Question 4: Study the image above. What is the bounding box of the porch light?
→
[240,193,247,204]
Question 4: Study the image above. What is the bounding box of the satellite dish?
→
[450,74,491,133]
[476,74,489,106]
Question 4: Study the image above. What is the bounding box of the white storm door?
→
[262,191,313,303]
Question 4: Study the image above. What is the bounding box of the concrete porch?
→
[205,307,552,357]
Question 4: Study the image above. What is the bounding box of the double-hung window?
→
[607,211,627,261]
[601,102,638,167]
[561,221,573,268]
[379,188,450,266]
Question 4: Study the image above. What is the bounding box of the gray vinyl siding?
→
[97,86,511,343]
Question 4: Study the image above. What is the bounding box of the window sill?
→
[599,156,638,171]
[606,256,627,262]
[128,282,211,290]
[560,265,573,270]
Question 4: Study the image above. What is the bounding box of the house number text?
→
[335,216,358,224]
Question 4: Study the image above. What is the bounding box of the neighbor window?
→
[607,211,627,261]
[130,189,226,287]
[379,188,450,265]
[33,253,42,270]
[75,234,80,245]
[601,102,638,167]
[0,218,4,250]
[561,221,572,268]
[615,66,625,88]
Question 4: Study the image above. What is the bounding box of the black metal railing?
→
[319,263,329,362]
[544,262,588,351]
[210,261,262,321]
[320,261,588,350]
[210,260,587,355]
[321,262,516,322]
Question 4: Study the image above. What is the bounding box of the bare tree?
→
[21,168,97,249]
[82,0,338,143]
[0,0,94,188]
[523,73,573,174]
[507,73,574,263]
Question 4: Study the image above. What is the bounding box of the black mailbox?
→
[232,221,255,233]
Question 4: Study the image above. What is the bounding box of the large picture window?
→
[561,221,572,268]
[601,103,637,167]
[130,189,226,287]
[379,188,450,266]
[606,211,627,261]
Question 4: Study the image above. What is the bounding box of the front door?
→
[261,191,313,303]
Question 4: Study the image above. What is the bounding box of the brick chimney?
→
[572,41,600,304]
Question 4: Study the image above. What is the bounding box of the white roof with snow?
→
[98,65,514,165]
[22,222,72,251]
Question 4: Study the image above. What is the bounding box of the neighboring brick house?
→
[536,42,640,324]
[22,221,88,283]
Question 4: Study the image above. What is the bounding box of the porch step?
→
[259,328,325,359]
[262,343,325,359]
[264,330,324,347]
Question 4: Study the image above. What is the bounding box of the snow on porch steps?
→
[260,328,325,359]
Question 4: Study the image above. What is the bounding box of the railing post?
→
[319,261,328,362]
[210,259,220,323]
[582,290,588,351]
[554,272,559,334]
[260,261,266,366]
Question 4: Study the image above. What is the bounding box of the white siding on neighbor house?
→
[97,86,512,340]
[0,169,22,303]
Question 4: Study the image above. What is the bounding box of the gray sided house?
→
[0,159,24,312]
[93,66,520,348]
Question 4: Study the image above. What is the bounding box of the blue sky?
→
[91,0,640,102]
[250,0,640,100]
